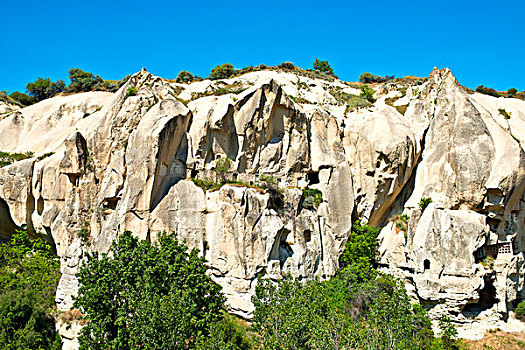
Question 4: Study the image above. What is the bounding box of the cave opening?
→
[423,259,430,271]
[462,279,498,318]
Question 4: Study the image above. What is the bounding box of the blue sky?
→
[1,0,524,93]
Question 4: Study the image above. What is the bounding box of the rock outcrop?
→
[0,67,524,347]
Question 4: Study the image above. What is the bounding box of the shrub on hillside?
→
[312,58,334,75]
[516,300,525,320]
[26,77,65,101]
[0,231,61,349]
[360,84,376,103]
[9,91,36,106]
[279,61,295,70]
[210,63,235,80]
[176,71,195,83]
[476,85,500,97]
[507,88,518,98]
[74,231,225,350]
[359,72,394,83]
[66,68,104,93]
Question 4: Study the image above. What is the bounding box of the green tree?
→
[0,231,61,350]
[74,231,225,350]
[66,68,104,93]
[9,91,36,106]
[210,63,235,80]
[360,84,375,103]
[26,77,65,101]
[508,88,518,98]
[312,58,334,75]
[214,157,232,183]
[339,220,379,281]
[176,71,195,83]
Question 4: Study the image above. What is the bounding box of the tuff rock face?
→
[0,67,524,347]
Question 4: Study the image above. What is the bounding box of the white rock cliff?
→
[0,67,524,347]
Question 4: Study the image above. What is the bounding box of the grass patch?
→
[330,87,371,113]
[36,152,54,161]
[289,96,313,104]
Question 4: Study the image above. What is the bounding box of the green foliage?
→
[481,255,495,269]
[214,157,232,183]
[419,197,433,211]
[26,77,65,102]
[392,214,409,232]
[0,231,61,350]
[9,91,36,106]
[339,220,379,282]
[279,61,295,70]
[36,152,54,161]
[191,83,248,99]
[476,85,500,97]
[289,96,313,104]
[312,58,334,76]
[125,86,138,97]
[252,273,439,350]
[117,75,131,88]
[210,63,235,80]
[176,71,195,83]
[438,315,459,349]
[360,84,376,103]
[77,221,90,243]
[515,300,525,320]
[74,231,225,350]
[191,177,223,192]
[329,87,371,112]
[301,188,323,210]
[359,72,394,83]
[65,68,104,93]
[507,88,518,97]
[498,108,511,119]
[195,313,254,350]
[0,151,34,168]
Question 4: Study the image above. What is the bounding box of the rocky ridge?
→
[0,67,524,347]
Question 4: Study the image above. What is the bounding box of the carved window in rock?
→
[423,259,430,271]
[306,172,319,185]
[498,242,512,255]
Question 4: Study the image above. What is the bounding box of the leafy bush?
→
[476,85,500,97]
[507,88,518,98]
[126,86,138,97]
[214,157,232,183]
[9,91,36,106]
[191,177,222,192]
[0,231,61,350]
[499,108,511,119]
[65,68,104,93]
[359,72,394,83]
[26,77,65,101]
[392,214,409,232]
[515,300,525,320]
[360,84,376,103]
[74,231,225,350]
[176,71,195,83]
[252,273,439,350]
[117,75,131,88]
[312,58,334,76]
[302,188,323,210]
[210,63,235,80]
[339,220,380,282]
[419,197,432,211]
[279,61,295,70]
[195,313,253,350]
[0,151,34,168]
[330,87,371,112]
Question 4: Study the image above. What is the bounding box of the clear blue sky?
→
[2,0,524,93]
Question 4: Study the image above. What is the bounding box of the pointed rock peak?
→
[429,67,460,87]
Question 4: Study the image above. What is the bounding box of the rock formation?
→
[0,67,524,347]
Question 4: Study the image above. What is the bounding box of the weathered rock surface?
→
[0,67,524,346]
